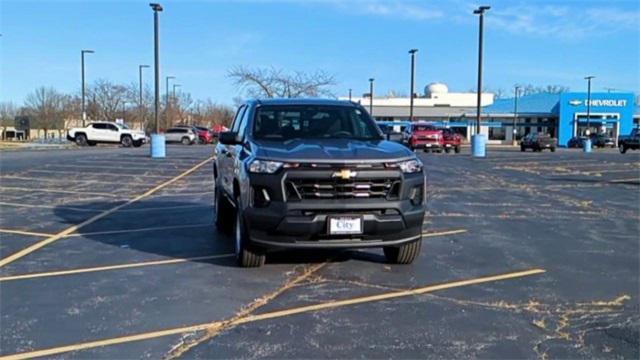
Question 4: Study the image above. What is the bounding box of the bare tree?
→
[0,102,18,126]
[192,100,234,128]
[23,87,68,134]
[228,66,336,98]
[88,79,129,121]
[519,84,570,96]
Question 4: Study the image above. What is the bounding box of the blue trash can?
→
[472,134,487,158]
[583,138,592,153]
[150,134,166,158]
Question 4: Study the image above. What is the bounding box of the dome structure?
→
[424,82,449,98]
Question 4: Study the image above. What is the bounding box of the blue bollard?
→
[150,134,166,158]
[583,138,592,153]
[472,134,487,158]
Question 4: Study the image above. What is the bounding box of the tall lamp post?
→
[368,78,375,118]
[585,76,595,136]
[172,84,181,99]
[150,3,165,158]
[348,88,352,101]
[139,64,149,126]
[512,85,520,146]
[81,49,94,127]
[472,5,490,157]
[408,49,418,122]
[121,101,128,122]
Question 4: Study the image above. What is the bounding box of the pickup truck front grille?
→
[286,178,401,200]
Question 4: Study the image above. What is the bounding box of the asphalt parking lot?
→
[0,145,638,359]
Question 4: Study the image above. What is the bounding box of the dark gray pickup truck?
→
[214,99,427,267]
[619,129,640,154]
[520,133,557,152]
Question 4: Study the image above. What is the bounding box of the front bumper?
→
[243,170,426,249]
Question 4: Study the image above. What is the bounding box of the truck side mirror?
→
[219,131,241,145]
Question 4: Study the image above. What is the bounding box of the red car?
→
[194,126,214,144]
[441,128,462,153]
[409,123,444,152]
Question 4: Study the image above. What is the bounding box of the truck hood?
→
[252,138,415,163]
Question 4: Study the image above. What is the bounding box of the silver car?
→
[165,127,196,145]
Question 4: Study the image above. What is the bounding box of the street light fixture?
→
[408,49,418,122]
[81,49,94,127]
[472,5,490,157]
[585,75,595,136]
[368,78,375,118]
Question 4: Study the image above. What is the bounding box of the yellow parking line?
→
[0,186,119,198]
[423,229,467,237]
[0,268,545,360]
[0,228,53,237]
[0,156,215,268]
[0,254,234,282]
[64,223,211,237]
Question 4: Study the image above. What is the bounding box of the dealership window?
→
[489,126,505,140]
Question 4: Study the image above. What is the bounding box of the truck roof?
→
[249,98,358,107]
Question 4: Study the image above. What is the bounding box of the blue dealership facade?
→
[481,92,638,146]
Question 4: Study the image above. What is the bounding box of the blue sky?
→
[1,0,639,106]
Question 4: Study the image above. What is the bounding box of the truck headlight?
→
[386,159,423,173]
[248,159,283,174]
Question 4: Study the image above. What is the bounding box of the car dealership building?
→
[347,83,638,146]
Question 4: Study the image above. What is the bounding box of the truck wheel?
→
[454,146,461,154]
[234,197,265,267]
[75,134,88,146]
[182,137,191,145]
[620,145,627,154]
[520,145,525,152]
[214,187,233,234]
[550,147,556,152]
[384,238,421,264]
[444,148,451,154]
[121,135,133,147]
[133,140,143,148]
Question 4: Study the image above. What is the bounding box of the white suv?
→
[67,122,147,147]
[164,127,197,145]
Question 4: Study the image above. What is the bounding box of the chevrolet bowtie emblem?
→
[333,169,357,180]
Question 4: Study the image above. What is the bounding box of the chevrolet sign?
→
[570,99,627,107]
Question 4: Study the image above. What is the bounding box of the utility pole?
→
[150,3,163,134]
[81,50,94,127]
[348,88,352,101]
[408,49,418,122]
[472,5,490,157]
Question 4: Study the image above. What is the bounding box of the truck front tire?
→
[620,145,627,154]
[214,187,234,234]
[383,238,422,264]
[121,135,133,147]
[234,196,265,267]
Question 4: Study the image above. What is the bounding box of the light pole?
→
[408,49,418,122]
[150,2,165,158]
[139,64,149,124]
[81,49,94,127]
[585,76,595,136]
[172,84,181,100]
[348,88,352,101]
[472,5,490,157]
[369,78,375,118]
[512,85,520,146]
[165,76,175,110]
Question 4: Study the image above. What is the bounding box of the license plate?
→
[328,216,362,235]
[425,143,432,147]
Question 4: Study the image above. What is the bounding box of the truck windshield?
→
[253,105,382,140]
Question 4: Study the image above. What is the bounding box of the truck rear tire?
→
[454,146,461,154]
[214,187,234,234]
[620,145,627,154]
[384,238,421,264]
[75,134,88,146]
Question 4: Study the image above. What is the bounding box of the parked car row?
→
[67,121,229,147]
[567,133,615,149]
